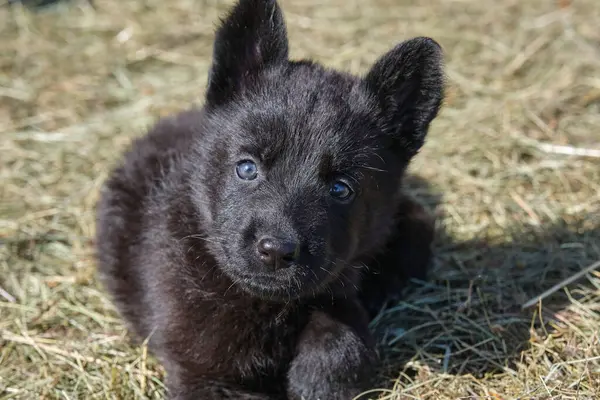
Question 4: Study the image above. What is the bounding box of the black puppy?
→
[95,0,444,398]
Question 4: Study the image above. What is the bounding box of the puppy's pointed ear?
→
[206,0,289,107]
[365,37,445,156]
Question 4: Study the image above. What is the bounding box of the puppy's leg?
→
[286,300,377,400]
[359,195,435,318]
[165,365,286,400]
[167,379,284,400]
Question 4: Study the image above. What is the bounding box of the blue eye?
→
[236,160,258,180]
[329,181,354,201]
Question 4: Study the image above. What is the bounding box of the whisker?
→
[224,277,240,296]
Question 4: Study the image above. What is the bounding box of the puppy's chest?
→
[197,301,307,378]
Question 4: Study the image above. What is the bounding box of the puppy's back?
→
[95,110,202,337]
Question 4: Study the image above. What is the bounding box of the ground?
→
[1,0,599,399]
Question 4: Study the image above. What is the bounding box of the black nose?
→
[256,236,299,269]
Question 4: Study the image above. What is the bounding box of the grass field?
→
[1,0,599,399]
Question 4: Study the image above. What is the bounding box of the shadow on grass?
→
[369,174,600,393]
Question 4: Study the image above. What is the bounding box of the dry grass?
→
[1,0,599,399]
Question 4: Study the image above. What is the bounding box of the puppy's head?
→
[189,0,444,300]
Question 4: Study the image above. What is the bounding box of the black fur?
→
[95,0,444,398]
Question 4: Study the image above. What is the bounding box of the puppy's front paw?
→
[286,311,376,400]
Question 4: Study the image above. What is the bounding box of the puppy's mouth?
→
[232,261,336,301]
[217,241,343,300]
[235,268,305,300]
